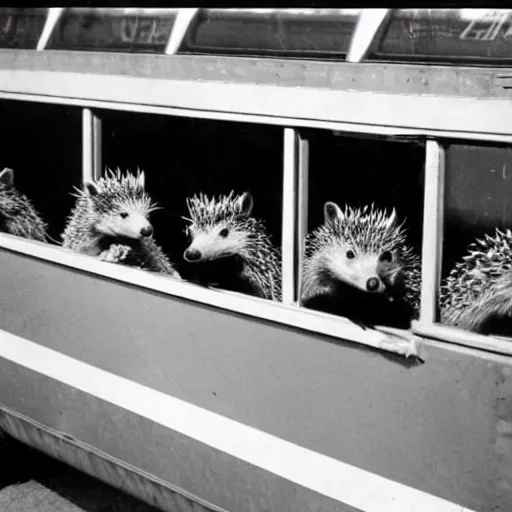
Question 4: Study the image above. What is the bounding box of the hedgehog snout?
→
[184,248,202,262]
[366,277,381,292]
[140,225,153,237]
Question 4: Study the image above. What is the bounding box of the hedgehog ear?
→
[324,201,343,224]
[84,182,99,198]
[239,192,254,217]
[0,167,14,186]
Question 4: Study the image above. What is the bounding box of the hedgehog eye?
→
[346,249,355,260]
[119,212,129,219]
[219,227,229,237]
[380,250,393,263]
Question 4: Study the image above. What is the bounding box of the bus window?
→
[0,100,81,242]
[367,9,512,66]
[440,143,512,336]
[178,8,360,60]
[0,8,47,49]
[101,111,283,301]
[300,130,425,329]
[47,8,178,53]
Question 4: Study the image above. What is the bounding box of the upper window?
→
[368,9,512,66]
[47,8,178,53]
[0,8,47,49]
[178,8,360,60]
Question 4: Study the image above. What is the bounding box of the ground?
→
[0,436,161,512]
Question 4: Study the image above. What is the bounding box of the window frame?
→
[0,48,511,358]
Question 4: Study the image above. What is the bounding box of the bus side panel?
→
[0,246,508,511]
[0,363,354,512]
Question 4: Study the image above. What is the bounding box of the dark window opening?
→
[301,130,425,329]
[101,111,283,300]
[440,142,512,336]
[0,100,81,242]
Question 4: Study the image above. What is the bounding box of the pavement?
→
[0,435,161,512]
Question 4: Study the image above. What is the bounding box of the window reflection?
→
[0,8,47,49]
[47,8,178,53]
[179,8,360,60]
[369,9,512,65]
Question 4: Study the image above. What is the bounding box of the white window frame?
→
[82,108,102,183]
[419,139,445,324]
[282,129,309,306]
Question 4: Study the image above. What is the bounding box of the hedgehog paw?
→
[100,244,131,263]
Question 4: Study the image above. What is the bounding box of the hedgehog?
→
[301,201,422,328]
[0,167,49,242]
[61,168,179,277]
[440,228,512,335]
[182,191,281,301]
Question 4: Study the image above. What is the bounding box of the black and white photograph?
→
[0,6,509,512]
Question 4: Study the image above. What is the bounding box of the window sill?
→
[411,321,512,357]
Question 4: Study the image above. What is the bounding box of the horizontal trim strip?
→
[0,50,503,99]
[0,70,511,140]
[0,233,419,358]
[412,321,512,356]
[4,90,512,144]
[0,330,475,512]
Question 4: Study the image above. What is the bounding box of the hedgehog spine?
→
[302,201,422,322]
[62,167,179,277]
[0,167,49,242]
[183,191,281,301]
[440,227,512,333]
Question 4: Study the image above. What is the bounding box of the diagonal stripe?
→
[0,330,474,512]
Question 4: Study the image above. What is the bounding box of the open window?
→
[439,142,512,338]
[100,110,283,301]
[296,129,425,330]
[0,100,81,242]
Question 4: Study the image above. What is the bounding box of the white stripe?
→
[0,330,474,512]
[36,8,63,51]
[346,9,389,63]
[164,8,199,55]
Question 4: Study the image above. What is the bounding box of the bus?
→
[0,7,510,512]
